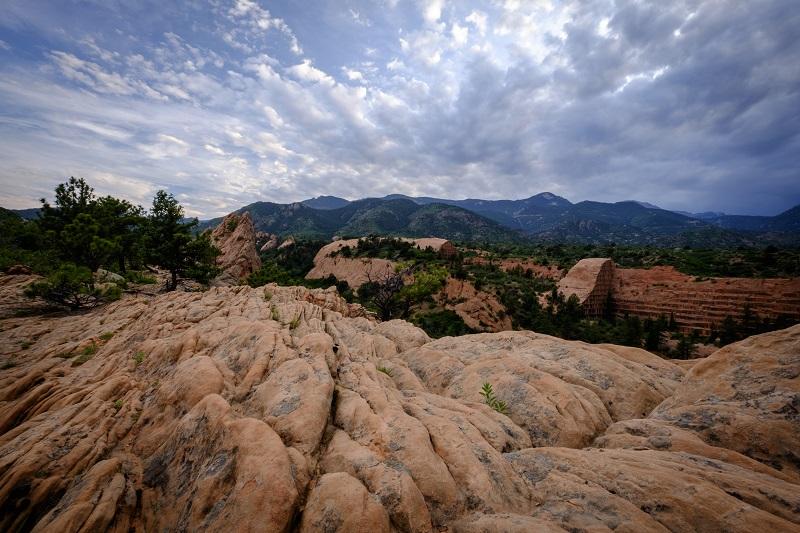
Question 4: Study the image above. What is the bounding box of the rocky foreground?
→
[0,276,799,532]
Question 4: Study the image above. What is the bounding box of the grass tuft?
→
[72,342,98,365]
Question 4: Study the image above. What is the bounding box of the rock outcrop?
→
[558,260,800,335]
[209,212,261,285]
[1,275,799,532]
[437,278,512,332]
[306,238,457,289]
[557,258,615,317]
[306,239,396,288]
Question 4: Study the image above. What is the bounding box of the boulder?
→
[95,268,125,284]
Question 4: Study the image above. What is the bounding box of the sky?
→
[0,0,798,218]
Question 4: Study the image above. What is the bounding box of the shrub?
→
[73,342,98,365]
[412,310,475,338]
[24,263,117,310]
[124,270,157,284]
[377,365,394,377]
[133,351,146,366]
[99,331,114,341]
[479,382,508,415]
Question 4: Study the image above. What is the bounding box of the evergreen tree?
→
[94,196,146,272]
[644,318,664,352]
[719,315,739,346]
[145,191,218,290]
[673,333,698,359]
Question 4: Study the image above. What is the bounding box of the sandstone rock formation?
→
[305,239,396,288]
[1,275,799,532]
[437,278,512,332]
[256,231,280,252]
[614,265,800,335]
[558,260,800,335]
[306,238,458,289]
[209,212,261,285]
[557,258,615,317]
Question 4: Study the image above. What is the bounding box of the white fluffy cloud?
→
[0,0,797,217]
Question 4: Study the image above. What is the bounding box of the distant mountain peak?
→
[300,195,351,210]
[525,192,572,207]
[632,200,662,210]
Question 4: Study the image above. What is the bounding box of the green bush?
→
[479,382,508,415]
[124,270,157,284]
[412,310,475,338]
[24,263,118,310]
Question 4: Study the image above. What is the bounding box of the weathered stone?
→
[210,211,261,285]
[1,275,798,532]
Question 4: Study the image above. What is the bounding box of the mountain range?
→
[10,193,800,246]
[194,192,799,246]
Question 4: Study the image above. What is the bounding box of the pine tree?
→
[145,191,219,290]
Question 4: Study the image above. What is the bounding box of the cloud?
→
[286,59,335,86]
[420,0,445,25]
[451,23,469,47]
[225,0,303,55]
[349,8,371,27]
[465,10,487,37]
[342,67,364,81]
[0,0,797,217]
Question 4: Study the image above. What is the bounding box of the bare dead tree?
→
[365,263,414,321]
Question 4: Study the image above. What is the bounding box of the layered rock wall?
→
[559,260,800,334]
[613,266,800,334]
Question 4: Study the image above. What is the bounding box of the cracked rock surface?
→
[0,277,798,532]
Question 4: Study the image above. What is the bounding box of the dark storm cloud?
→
[0,0,797,216]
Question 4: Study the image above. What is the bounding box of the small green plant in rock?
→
[289,316,301,330]
[21,341,31,350]
[1,358,16,370]
[133,351,146,366]
[377,365,394,377]
[73,342,97,365]
[99,331,114,341]
[112,399,123,412]
[479,382,508,415]
[270,306,280,322]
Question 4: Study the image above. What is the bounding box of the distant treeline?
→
[470,242,800,278]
